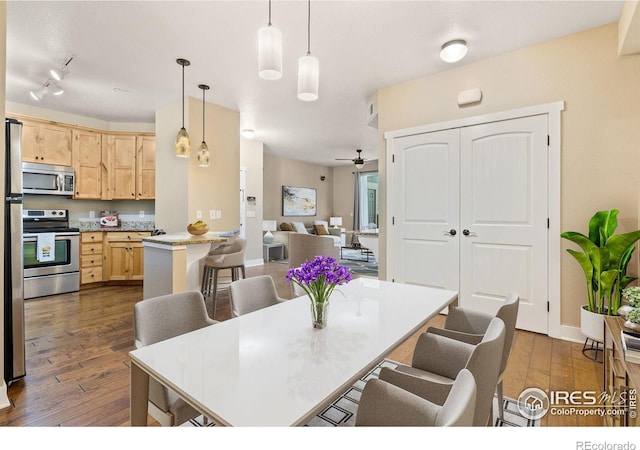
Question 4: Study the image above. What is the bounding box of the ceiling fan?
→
[336,149,367,169]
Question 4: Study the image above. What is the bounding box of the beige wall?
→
[263,154,333,228]
[377,22,640,329]
[155,98,240,233]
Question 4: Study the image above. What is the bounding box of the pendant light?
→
[297,0,319,101]
[175,58,191,158]
[197,84,211,168]
[258,0,283,80]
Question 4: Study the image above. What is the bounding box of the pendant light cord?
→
[202,88,205,142]
[268,0,272,26]
[181,64,185,128]
[307,0,311,56]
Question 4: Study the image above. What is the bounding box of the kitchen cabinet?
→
[603,316,640,426]
[71,129,103,199]
[136,136,156,200]
[104,232,150,281]
[80,232,104,284]
[103,134,155,200]
[20,118,72,166]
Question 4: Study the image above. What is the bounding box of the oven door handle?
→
[23,232,80,239]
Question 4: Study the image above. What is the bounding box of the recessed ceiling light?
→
[440,39,468,63]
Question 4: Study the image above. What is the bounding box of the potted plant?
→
[619,286,640,318]
[561,209,640,342]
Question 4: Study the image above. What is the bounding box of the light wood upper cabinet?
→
[105,134,137,200]
[20,119,72,166]
[71,129,102,199]
[136,136,156,200]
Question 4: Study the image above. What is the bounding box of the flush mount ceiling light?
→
[297,0,319,101]
[175,58,191,158]
[258,0,283,80]
[242,129,255,139]
[440,39,468,63]
[50,56,74,81]
[197,84,211,168]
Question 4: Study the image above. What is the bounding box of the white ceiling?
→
[6,0,624,167]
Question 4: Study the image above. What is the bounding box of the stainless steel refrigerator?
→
[4,118,25,384]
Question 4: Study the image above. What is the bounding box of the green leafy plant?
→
[627,308,640,324]
[561,209,640,315]
[623,287,640,308]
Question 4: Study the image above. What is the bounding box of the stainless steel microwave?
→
[22,162,75,196]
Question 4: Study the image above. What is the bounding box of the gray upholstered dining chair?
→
[133,290,218,426]
[228,275,287,317]
[426,293,519,421]
[355,368,477,426]
[380,317,505,426]
[287,233,339,271]
[200,238,247,319]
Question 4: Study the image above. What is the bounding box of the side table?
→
[263,242,285,262]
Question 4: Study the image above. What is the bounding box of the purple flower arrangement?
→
[286,255,352,305]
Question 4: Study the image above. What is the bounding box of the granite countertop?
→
[73,220,156,232]
[142,232,228,246]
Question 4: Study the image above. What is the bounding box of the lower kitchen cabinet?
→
[104,231,150,281]
[80,232,104,284]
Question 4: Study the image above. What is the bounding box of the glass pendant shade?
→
[297,55,319,101]
[197,141,210,167]
[258,26,283,80]
[354,160,365,170]
[175,127,191,157]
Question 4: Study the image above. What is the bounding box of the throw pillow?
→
[280,222,294,231]
[291,222,308,233]
[313,224,329,235]
[328,227,341,236]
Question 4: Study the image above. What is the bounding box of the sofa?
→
[271,220,345,258]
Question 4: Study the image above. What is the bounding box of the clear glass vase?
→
[310,300,329,329]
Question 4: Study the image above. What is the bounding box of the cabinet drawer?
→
[105,231,151,242]
[81,232,103,243]
[81,254,102,267]
[81,267,103,284]
[81,243,103,255]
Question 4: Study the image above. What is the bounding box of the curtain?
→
[352,172,361,244]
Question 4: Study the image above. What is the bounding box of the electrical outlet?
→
[139,210,145,218]
[210,210,215,219]
[89,211,95,219]
[216,210,222,219]
[196,210,202,219]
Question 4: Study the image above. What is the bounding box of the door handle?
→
[463,229,476,236]
[446,229,457,236]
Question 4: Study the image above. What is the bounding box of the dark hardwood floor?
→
[0,262,604,427]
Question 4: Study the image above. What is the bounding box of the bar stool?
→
[200,238,247,319]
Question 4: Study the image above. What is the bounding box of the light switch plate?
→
[139,210,145,218]
[210,210,215,219]
[196,210,202,219]
[216,210,222,219]
[89,211,95,219]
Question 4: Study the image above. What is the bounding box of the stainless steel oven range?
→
[23,209,80,299]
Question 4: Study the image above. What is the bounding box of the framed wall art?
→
[282,186,317,216]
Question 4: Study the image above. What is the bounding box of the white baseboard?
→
[245,258,264,268]
[559,324,588,344]
[0,381,10,410]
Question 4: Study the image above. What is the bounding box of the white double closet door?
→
[391,115,548,334]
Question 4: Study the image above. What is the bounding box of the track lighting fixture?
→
[29,56,73,101]
[50,56,73,81]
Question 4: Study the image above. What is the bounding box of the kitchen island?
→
[141,232,229,299]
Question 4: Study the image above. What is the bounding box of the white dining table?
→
[129,277,458,426]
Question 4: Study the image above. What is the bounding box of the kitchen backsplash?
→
[72,214,156,232]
